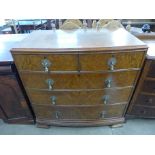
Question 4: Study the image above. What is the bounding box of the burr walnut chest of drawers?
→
[11,28,148,128]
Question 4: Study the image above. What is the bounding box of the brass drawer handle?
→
[102,95,110,104]
[108,57,117,71]
[105,78,112,88]
[50,96,57,105]
[41,58,51,72]
[55,111,62,119]
[100,111,106,119]
[46,79,54,90]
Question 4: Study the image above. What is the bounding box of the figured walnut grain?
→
[27,88,132,105]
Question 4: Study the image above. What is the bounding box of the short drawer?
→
[33,104,126,120]
[79,51,144,71]
[142,80,155,94]
[27,88,132,105]
[21,71,139,90]
[13,54,78,71]
[129,105,155,118]
[147,61,155,78]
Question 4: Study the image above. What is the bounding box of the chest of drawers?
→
[11,29,147,128]
[127,59,155,118]
[127,34,155,118]
[0,34,34,124]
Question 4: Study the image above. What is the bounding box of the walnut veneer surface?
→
[11,28,147,127]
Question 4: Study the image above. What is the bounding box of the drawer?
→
[28,88,132,105]
[134,94,155,106]
[141,80,155,94]
[33,104,126,120]
[129,105,155,118]
[79,52,144,71]
[13,54,78,71]
[147,61,155,78]
[21,71,139,90]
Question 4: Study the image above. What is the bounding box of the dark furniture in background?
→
[127,34,155,118]
[0,34,34,124]
[10,19,48,33]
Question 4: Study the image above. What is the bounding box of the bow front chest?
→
[11,28,147,128]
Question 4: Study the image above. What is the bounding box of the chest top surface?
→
[11,28,147,53]
[0,34,28,64]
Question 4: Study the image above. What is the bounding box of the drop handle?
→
[50,96,57,105]
[46,79,54,90]
[102,95,110,104]
[108,57,117,71]
[55,111,62,119]
[41,58,51,72]
[105,78,112,88]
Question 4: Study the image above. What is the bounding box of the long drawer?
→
[147,61,155,78]
[27,87,132,105]
[129,105,155,118]
[141,80,155,94]
[13,51,144,72]
[135,93,155,106]
[21,71,139,90]
[33,104,126,120]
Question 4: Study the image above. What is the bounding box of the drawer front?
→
[13,54,78,71]
[28,88,132,105]
[79,52,144,71]
[141,80,155,94]
[129,105,155,118]
[33,104,126,120]
[21,71,138,90]
[14,52,144,72]
[147,61,155,78]
[135,94,155,106]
